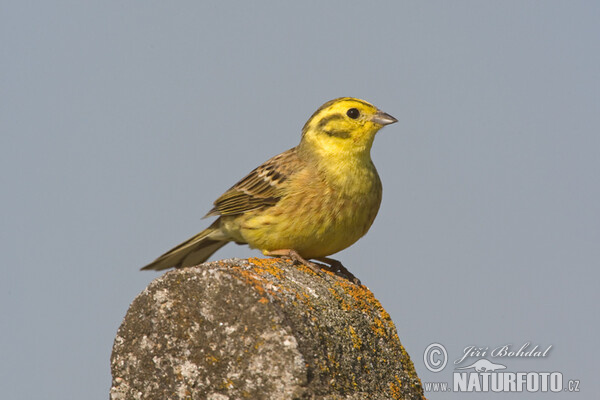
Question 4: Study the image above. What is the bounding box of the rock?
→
[110,258,425,400]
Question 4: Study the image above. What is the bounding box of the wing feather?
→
[204,147,302,217]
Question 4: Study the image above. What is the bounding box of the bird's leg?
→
[314,257,361,285]
[263,250,361,285]
[263,249,327,274]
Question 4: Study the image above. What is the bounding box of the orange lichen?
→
[247,257,286,280]
[211,258,420,398]
[370,317,387,337]
[388,375,403,399]
[228,261,279,299]
[296,262,321,277]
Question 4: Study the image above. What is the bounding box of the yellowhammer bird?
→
[142,97,397,282]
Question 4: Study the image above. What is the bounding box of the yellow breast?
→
[236,160,382,258]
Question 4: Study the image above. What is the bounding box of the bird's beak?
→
[371,110,398,126]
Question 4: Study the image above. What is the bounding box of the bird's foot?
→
[314,257,362,285]
[263,249,361,285]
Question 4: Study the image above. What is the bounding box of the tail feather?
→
[141,219,229,271]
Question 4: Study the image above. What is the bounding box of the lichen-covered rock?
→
[110,258,425,400]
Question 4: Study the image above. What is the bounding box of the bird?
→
[142,97,397,282]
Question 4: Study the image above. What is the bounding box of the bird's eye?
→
[346,108,360,119]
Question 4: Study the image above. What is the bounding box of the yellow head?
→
[299,97,397,159]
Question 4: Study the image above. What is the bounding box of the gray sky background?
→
[2,2,598,399]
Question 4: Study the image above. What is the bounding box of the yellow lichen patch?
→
[319,362,330,373]
[340,280,381,313]
[258,296,269,304]
[340,283,399,342]
[253,340,265,350]
[327,287,352,311]
[205,355,218,365]
[324,276,401,343]
[349,326,362,350]
[220,378,234,389]
[326,351,341,370]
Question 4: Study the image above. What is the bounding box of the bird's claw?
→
[264,249,361,285]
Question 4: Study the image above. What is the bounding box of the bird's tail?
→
[141,219,229,271]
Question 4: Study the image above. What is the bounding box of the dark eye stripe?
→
[315,114,352,139]
[323,129,351,139]
[302,98,373,136]
[316,114,345,129]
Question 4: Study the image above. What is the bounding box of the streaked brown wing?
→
[204,147,302,217]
